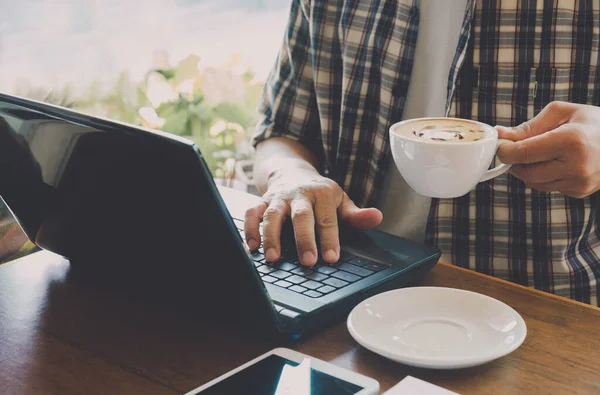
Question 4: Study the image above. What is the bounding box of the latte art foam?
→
[411,123,485,142]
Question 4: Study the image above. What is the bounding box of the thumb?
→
[497,102,573,142]
[338,194,383,230]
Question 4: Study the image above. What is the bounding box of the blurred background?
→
[0,0,289,262]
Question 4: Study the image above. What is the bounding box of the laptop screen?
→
[0,101,88,243]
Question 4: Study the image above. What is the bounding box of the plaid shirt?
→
[253,0,600,306]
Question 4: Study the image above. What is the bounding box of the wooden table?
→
[1,188,599,394]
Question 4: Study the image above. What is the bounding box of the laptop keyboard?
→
[233,218,390,298]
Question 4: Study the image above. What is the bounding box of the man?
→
[244,0,600,306]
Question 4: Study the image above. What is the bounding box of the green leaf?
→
[244,83,263,114]
[192,89,206,105]
[155,101,179,118]
[162,110,190,135]
[212,101,253,127]
[151,68,177,81]
[242,68,255,83]
[175,54,201,83]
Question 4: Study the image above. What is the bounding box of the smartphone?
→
[184,348,379,395]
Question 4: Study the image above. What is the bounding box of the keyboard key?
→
[332,271,360,283]
[257,265,277,274]
[271,270,291,279]
[316,285,336,294]
[262,275,277,283]
[302,280,323,290]
[304,290,323,298]
[278,262,297,271]
[304,272,329,282]
[316,266,338,275]
[289,285,308,293]
[339,263,374,277]
[292,267,314,276]
[363,262,390,272]
[274,280,292,288]
[286,275,306,285]
[251,252,265,262]
[339,250,355,262]
[323,277,349,288]
[253,261,262,267]
[348,257,370,267]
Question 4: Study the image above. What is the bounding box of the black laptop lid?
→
[0,94,281,333]
[0,96,208,262]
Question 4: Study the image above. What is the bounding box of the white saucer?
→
[347,287,527,369]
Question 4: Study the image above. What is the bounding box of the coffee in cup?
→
[389,117,511,198]
[401,120,486,142]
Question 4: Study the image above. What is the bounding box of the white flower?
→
[228,122,245,135]
[209,119,245,137]
[145,75,178,108]
[176,79,195,98]
[209,120,227,137]
[138,107,166,129]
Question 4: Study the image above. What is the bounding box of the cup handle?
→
[479,138,512,182]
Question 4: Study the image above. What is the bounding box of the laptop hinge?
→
[273,303,304,339]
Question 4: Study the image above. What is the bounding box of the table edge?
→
[437,261,600,312]
[7,252,599,313]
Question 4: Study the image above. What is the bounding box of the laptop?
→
[0,93,440,340]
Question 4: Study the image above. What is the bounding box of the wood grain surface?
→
[0,187,598,394]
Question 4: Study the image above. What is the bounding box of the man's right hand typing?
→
[245,137,382,267]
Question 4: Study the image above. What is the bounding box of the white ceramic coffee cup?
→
[389,117,511,198]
